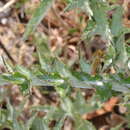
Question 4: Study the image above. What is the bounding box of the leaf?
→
[113,35,128,70]
[65,0,93,17]
[111,6,123,36]
[75,118,96,130]
[36,35,74,77]
[31,118,48,130]
[15,65,58,86]
[31,75,64,86]
[2,73,26,84]
[25,113,37,130]
[60,97,73,116]
[13,120,24,130]
[80,58,91,74]
[96,83,113,102]
[53,58,73,78]
[31,105,53,110]
[2,72,30,93]
[73,91,96,114]
[104,74,130,92]
[20,81,30,93]
[69,79,93,89]
[35,34,54,73]
[110,6,128,70]
[53,115,65,130]
[84,0,112,41]
[23,0,54,40]
[0,109,9,126]
[15,65,32,80]
[83,19,96,38]
[1,56,14,73]
[31,76,54,86]
[111,80,130,93]
[90,0,108,26]
[0,76,10,85]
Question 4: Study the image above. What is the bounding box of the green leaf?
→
[31,118,48,130]
[113,35,128,70]
[35,34,54,73]
[53,58,73,78]
[110,6,128,70]
[31,75,64,86]
[31,76,54,86]
[31,105,54,112]
[96,83,113,102]
[20,81,30,93]
[23,0,54,40]
[2,73,25,84]
[25,113,37,130]
[53,115,65,130]
[0,76,10,85]
[15,65,32,80]
[90,0,108,26]
[83,19,96,34]
[35,34,76,80]
[13,120,24,130]
[80,58,91,74]
[73,91,96,114]
[104,74,130,92]
[0,109,9,126]
[75,118,96,130]
[111,6,123,36]
[65,0,93,17]
[84,0,112,41]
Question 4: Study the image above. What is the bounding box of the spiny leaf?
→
[111,6,128,70]
[113,35,128,69]
[111,6,123,36]
[84,0,112,41]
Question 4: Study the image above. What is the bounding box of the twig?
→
[51,6,70,29]
[0,40,16,64]
[0,0,16,13]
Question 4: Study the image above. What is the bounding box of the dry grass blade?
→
[0,0,16,13]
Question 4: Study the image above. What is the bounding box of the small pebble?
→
[0,18,8,25]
